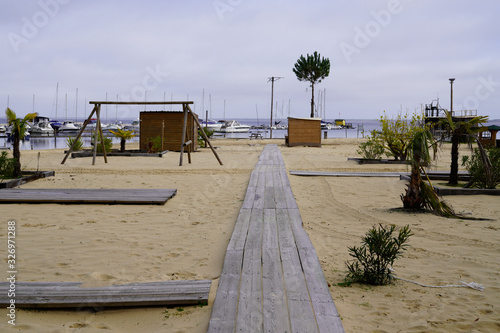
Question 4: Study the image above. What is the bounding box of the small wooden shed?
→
[286,117,322,147]
[479,125,500,148]
[140,111,198,152]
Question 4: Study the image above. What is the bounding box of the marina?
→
[0,118,379,150]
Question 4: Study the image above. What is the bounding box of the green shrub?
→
[356,130,385,159]
[91,132,112,153]
[146,136,163,153]
[66,137,84,151]
[198,128,215,148]
[462,147,500,189]
[0,151,16,179]
[346,224,413,285]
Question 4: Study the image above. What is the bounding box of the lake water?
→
[0,118,380,151]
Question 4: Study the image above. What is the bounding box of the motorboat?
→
[0,124,6,133]
[49,120,63,131]
[6,125,30,141]
[58,121,80,133]
[200,119,223,131]
[122,119,140,132]
[321,121,342,130]
[217,120,251,133]
[30,116,54,136]
[102,123,122,132]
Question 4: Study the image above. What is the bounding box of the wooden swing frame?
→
[61,101,222,166]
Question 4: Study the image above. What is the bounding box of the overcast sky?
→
[1,0,499,122]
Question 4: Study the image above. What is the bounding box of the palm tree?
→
[292,51,330,118]
[109,128,136,152]
[401,128,455,217]
[5,108,37,178]
[438,111,489,185]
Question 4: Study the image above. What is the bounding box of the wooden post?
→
[92,105,100,165]
[61,105,97,164]
[98,105,108,164]
[179,104,188,166]
[188,105,223,165]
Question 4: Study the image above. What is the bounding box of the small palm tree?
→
[5,108,37,178]
[438,111,489,185]
[109,128,136,152]
[293,51,330,118]
[401,128,455,217]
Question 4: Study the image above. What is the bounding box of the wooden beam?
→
[89,101,194,105]
[187,105,223,166]
[179,104,189,166]
[61,105,98,164]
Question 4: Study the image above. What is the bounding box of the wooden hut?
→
[140,111,198,152]
[479,125,500,148]
[286,117,321,147]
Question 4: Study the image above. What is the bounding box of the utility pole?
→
[449,78,455,115]
[268,76,283,139]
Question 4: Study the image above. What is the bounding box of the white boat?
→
[6,126,30,140]
[58,121,80,133]
[122,119,140,132]
[30,117,54,136]
[0,124,6,133]
[200,119,223,131]
[102,123,122,132]
[321,122,342,130]
[217,120,251,133]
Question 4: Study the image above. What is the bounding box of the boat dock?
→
[208,144,344,332]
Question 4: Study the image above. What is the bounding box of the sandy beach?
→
[0,138,499,332]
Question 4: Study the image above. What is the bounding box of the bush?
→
[146,136,163,153]
[198,128,215,148]
[377,111,424,161]
[462,147,500,189]
[0,151,16,179]
[66,137,84,151]
[357,130,385,159]
[346,224,413,285]
[91,132,112,153]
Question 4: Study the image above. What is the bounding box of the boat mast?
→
[55,82,58,119]
[75,88,78,122]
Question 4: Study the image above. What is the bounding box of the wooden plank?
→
[227,209,251,251]
[0,280,211,308]
[262,209,291,332]
[208,273,240,332]
[0,189,177,204]
[434,186,500,196]
[290,170,403,177]
[280,247,319,333]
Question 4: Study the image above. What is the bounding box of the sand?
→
[0,139,498,332]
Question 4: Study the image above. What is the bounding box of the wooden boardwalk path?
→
[208,145,344,333]
[0,188,177,204]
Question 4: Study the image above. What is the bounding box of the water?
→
[0,118,380,151]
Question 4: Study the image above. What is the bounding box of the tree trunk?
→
[120,138,126,152]
[401,163,423,210]
[310,83,315,118]
[449,133,460,185]
[13,132,22,178]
